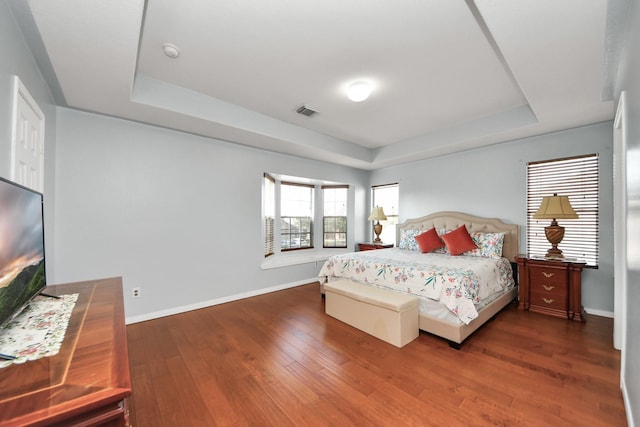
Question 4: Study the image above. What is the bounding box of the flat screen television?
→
[0,176,46,330]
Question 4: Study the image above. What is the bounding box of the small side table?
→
[358,242,394,251]
[516,255,586,322]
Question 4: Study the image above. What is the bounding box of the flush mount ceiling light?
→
[347,81,372,102]
[162,43,180,59]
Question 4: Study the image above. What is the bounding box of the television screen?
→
[0,176,46,329]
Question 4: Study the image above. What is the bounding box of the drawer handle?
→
[542,285,555,291]
[542,298,555,304]
[542,272,555,278]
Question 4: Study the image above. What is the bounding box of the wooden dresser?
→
[0,277,132,426]
[516,255,586,322]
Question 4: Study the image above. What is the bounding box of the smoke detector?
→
[162,43,180,59]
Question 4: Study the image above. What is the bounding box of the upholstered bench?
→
[324,279,419,348]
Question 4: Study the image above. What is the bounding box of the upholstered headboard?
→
[396,211,519,262]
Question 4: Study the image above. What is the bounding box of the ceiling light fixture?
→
[162,43,180,59]
[347,81,372,102]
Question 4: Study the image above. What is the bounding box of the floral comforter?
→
[318,248,514,324]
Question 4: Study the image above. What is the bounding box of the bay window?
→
[264,174,350,259]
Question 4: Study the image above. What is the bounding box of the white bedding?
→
[318,248,515,325]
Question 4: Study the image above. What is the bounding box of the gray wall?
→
[615,0,640,423]
[0,1,57,278]
[2,0,618,322]
[370,122,614,314]
[53,108,369,320]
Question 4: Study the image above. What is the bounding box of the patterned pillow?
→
[398,229,420,251]
[433,228,450,254]
[465,232,505,258]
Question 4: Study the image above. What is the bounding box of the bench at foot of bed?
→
[324,279,419,348]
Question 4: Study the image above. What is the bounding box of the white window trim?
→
[371,183,399,244]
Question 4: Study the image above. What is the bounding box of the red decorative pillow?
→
[441,224,478,255]
[414,228,445,253]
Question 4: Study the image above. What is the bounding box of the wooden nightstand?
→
[516,255,586,322]
[358,242,394,251]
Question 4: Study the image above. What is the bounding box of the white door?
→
[10,76,45,193]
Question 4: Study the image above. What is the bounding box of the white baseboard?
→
[125,277,318,325]
[621,376,636,427]
[584,307,614,318]
[125,290,616,323]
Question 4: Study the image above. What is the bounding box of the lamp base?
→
[373,222,383,243]
[544,220,565,258]
[545,247,564,258]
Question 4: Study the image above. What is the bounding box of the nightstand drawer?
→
[530,289,568,310]
[530,281,567,299]
[529,266,567,287]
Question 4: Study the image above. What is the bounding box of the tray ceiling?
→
[13,0,615,169]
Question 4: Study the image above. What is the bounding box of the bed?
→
[318,211,519,347]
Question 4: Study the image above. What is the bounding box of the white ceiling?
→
[14,0,615,170]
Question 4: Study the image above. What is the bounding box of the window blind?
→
[526,154,599,266]
[263,174,275,257]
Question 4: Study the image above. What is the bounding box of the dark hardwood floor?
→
[126,282,626,426]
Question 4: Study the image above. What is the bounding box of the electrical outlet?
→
[132,287,141,298]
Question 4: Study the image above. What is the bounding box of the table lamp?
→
[533,193,578,258]
[368,206,387,243]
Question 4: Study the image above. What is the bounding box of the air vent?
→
[296,105,318,117]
